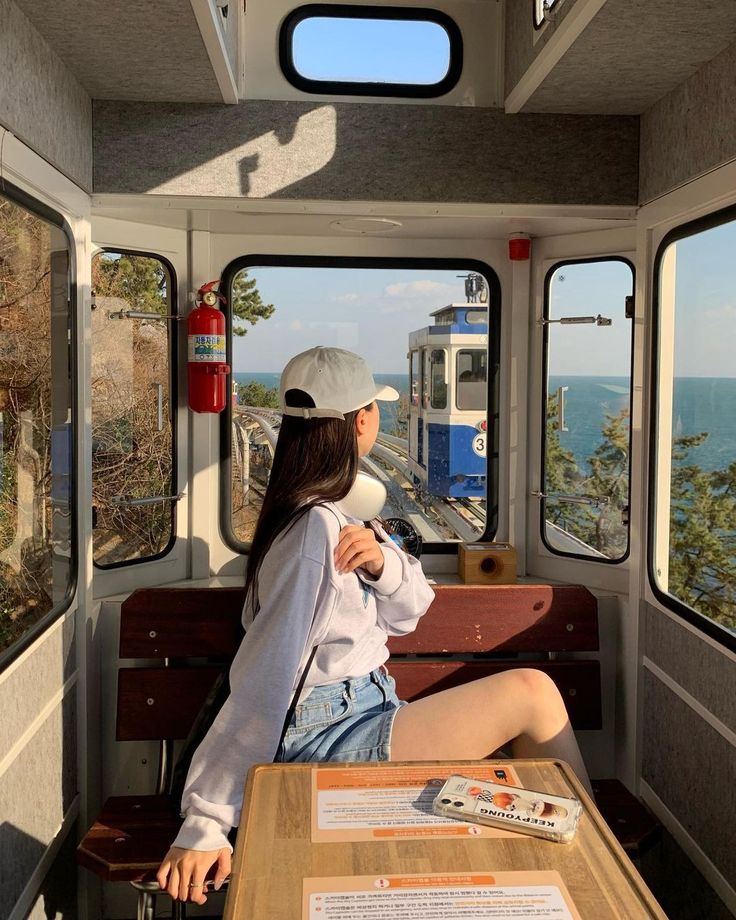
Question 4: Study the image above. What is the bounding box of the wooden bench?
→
[388,584,602,730]
[77,587,244,919]
[77,583,658,917]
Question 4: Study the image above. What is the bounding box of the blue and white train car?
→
[407,303,488,498]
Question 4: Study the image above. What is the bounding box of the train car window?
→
[91,251,177,567]
[650,211,736,646]
[540,258,634,563]
[279,5,463,98]
[410,350,420,406]
[534,0,561,28]
[221,259,500,548]
[456,349,487,410]
[430,349,447,409]
[0,187,75,665]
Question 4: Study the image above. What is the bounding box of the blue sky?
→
[231,219,736,378]
[292,17,450,84]
[233,268,462,374]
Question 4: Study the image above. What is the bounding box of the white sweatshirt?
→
[173,503,435,852]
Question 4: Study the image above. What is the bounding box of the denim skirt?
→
[277,666,406,763]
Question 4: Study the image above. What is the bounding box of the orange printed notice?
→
[302,871,582,919]
[310,764,521,842]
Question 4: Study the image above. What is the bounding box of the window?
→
[456,349,487,410]
[0,187,75,662]
[430,349,447,409]
[410,350,420,406]
[651,211,736,645]
[534,0,561,28]
[91,251,177,566]
[279,5,463,98]
[222,258,500,548]
[541,259,634,562]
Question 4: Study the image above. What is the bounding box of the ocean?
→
[234,373,736,473]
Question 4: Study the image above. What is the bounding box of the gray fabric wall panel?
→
[505,0,581,98]
[0,692,77,920]
[13,0,222,103]
[523,0,736,114]
[0,0,92,190]
[644,609,736,735]
[0,614,75,760]
[640,37,736,203]
[642,670,736,886]
[93,100,639,204]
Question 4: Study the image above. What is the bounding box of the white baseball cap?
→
[280,346,399,420]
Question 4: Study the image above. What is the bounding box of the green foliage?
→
[546,397,735,631]
[666,435,736,630]
[238,381,279,408]
[231,270,275,337]
[93,253,168,315]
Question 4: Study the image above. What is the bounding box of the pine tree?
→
[583,409,630,556]
[231,270,275,337]
[237,381,279,408]
[667,434,736,630]
[93,253,168,315]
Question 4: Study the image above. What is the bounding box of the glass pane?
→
[292,17,451,85]
[543,260,633,561]
[229,267,497,545]
[456,349,487,410]
[654,222,736,635]
[91,252,174,565]
[430,349,447,409]
[0,193,74,656]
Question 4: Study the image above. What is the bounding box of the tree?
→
[93,253,168,315]
[667,434,736,630]
[231,270,275,337]
[237,381,279,408]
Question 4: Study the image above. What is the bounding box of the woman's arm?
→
[172,553,338,852]
[335,522,435,636]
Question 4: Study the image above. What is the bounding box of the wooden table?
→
[224,759,667,919]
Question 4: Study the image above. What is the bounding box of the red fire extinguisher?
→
[188,280,230,413]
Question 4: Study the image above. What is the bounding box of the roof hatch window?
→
[280,5,462,97]
[535,0,561,27]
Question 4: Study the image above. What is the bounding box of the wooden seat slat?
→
[387,584,598,655]
[119,587,243,659]
[116,667,222,741]
[390,659,602,730]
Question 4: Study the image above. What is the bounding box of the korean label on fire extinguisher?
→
[188,334,226,363]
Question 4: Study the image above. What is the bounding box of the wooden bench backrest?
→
[119,587,244,659]
[117,588,243,742]
[115,582,601,741]
[387,584,598,655]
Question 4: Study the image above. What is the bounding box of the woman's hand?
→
[156,845,231,905]
[335,525,385,577]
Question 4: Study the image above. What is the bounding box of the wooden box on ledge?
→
[458,542,517,584]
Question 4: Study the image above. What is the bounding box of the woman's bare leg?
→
[389,668,593,796]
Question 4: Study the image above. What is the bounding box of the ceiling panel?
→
[13,0,223,101]
[522,0,736,114]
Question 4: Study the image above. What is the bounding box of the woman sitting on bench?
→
[157,347,592,905]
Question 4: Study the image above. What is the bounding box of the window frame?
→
[91,248,179,570]
[219,254,501,555]
[0,180,78,673]
[429,347,447,410]
[279,4,463,99]
[455,347,488,411]
[649,204,736,654]
[539,255,636,565]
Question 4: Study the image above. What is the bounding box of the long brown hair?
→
[243,389,367,615]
